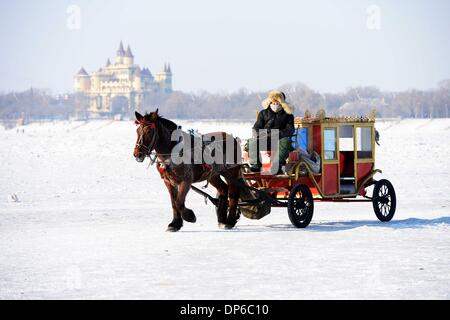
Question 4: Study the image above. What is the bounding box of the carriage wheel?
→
[372,179,396,222]
[287,184,314,228]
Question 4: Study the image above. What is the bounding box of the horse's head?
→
[133,109,159,162]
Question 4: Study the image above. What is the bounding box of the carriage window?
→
[356,127,373,158]
[324,128,337,160]
[339,125,354,151]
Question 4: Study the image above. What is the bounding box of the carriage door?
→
[323,127,339,195]
[355,126,375,191]
[339,125,355,194]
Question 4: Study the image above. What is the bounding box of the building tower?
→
[123,45,134,66]
[115,41,125,64]
[156,63,173,94]
[74,67,91,92]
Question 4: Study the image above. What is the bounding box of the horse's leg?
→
[177,181,197,223]
[164,180,183,232]
[208,174,229,227]
[224,167,242,229]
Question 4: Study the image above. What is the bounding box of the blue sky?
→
[0,0,449,94]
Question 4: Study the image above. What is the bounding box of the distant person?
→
[248,90,295,173]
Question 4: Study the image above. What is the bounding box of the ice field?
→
[0,118,449,299]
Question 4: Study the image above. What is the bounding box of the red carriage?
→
[235,110,397,228]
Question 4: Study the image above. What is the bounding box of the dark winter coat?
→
[253,108,295,139]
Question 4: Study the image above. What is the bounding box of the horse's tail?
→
[237,166,245,182]
[235,167,250,196]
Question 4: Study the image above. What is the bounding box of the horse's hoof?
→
[166,226,180,232]
[166,221,182,232]
[182,209,197,223]
[218,223,234,230]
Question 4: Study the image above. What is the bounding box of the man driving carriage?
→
[248,90,295,173]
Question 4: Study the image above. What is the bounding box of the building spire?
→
[117,41,125,56]
[125,45,134,58]
[106,58,111,67]
[77,67,89,76]
[167,63,172,73]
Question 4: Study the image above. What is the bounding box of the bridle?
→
[135,120,158,158]
[134,118,180,167]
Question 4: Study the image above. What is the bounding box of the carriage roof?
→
[294,109,376,126]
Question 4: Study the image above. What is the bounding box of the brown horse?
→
[133,110,242,232]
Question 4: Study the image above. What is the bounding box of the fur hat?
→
[262,90,294,114]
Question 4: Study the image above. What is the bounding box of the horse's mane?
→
[144,112,178,131]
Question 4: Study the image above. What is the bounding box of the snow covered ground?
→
[0,118,449,299]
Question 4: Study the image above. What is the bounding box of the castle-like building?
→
[74,41,172,114]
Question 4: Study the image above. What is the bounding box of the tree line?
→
[1,80,449,123]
